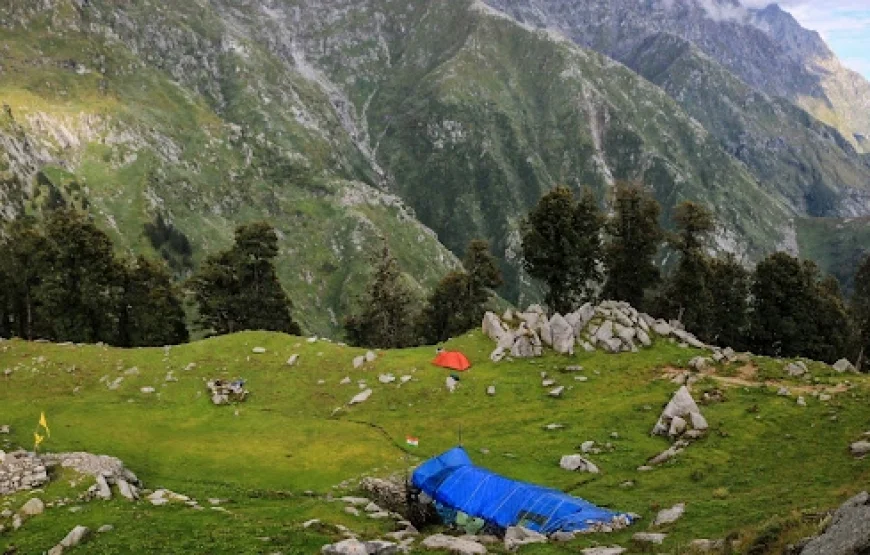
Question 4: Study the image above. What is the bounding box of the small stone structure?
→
[207,378,248,405]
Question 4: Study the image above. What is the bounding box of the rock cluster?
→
[46,452,142,502]
[651,386,708,440]
[206,378,248,405]
[483,301,709,360]
[0,450,49,495]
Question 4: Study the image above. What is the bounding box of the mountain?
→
[483,0,870,154]
[1,0,869,330]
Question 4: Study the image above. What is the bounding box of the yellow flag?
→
[39,411,50,437]
[34,432,44,450]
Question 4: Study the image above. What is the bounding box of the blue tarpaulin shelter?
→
[412,447,633,534]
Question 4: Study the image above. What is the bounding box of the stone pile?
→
[206,378,248,405]
[651,386,708,440]
[483,301,710,360]
[0,450,50,495]
[46,452,142,502]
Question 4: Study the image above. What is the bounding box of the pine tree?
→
[191,222,300,336]
[852,254,870,371]
[119,256,189,347]
[521,187,603,314]
[707,254,750,350]
[418,240,503,343]
[750,253,850,363]
[35,210,122,343]
[0,219,50,339]
[345,243,418,348]
[661,201,715,339]
[603,184,663,309]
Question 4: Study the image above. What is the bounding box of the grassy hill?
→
[1,331,868,553]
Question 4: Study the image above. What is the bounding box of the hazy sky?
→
[744,1,870,78]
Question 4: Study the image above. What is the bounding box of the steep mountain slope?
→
[484,0,870,153]
[0,0,461,334]
[1,0,800,312]
[624,33,870,218]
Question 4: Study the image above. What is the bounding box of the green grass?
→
[1,332,868,553]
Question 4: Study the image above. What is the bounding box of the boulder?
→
[60,525,90,548]
[549,314,575,355]
[582,548,626,555]
[504,526,547,551]
[613,323,635,343]
[422,534,487,554]
[688,357,710,371]
[95,474,112,500]
[549,386,565,398]
[489,347,507,363]
[482,312,507,341]
[668,416,687,437]
[287,354,299,366]
[539,320,553,346]
[365,351,377,363]
[785,362,807,377]
[595,320,614,343]
[633,532,666,545]
[833,359,857,373]
[636,329,652,347]
[690,412,708,431]
[20,497,45,516]
[353,356,365,369]
[850,441,870,457]
[379,374,396,384]
[800,491,870,555]
[321,539,369,555]
[652,386,704,438]
[349,389,373,405]
[653,503,685,526]
[652,320,672,336]
[559,455,599,473]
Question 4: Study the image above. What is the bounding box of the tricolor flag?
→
[405,436,419,447]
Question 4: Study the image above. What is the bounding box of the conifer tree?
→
[521,187,603,314]
[418,240,503,343]
[852,254,870,371]
[661,201,715,338]
[602,184,663,310]
[35,210,122,343]
[0,219,50,339]
[345,243,418,348]
[707,254,750,350]
[119,256,189,347]
[191,222,300,336]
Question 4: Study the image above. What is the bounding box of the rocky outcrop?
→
[207,379,248,405]
[651,387,708,440]
[800,492,870,555]
[482,301,710,360]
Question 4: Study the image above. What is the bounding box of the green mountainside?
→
[1,0,868,329]
[1,332,869,553]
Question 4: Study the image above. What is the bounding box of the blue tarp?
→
[412,446,633,534]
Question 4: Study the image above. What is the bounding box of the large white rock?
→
[653,503,685,526]
[833,358,857,373]
[352,356,365,369]
[95,475,112,500]
[595,320,614,342]
[482,312,507,341]
[321,539,368,555]
[60,525,90,548]
[20,497,45,516]
[636,329,651,347]
[851,441,870,457]
[549,314,575,355]
[349,389,373,405]
[559,455,599,473]
[286,354,299,367]
[504,526,547,551]
[422,534,488,554]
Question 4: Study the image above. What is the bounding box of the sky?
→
[743,0,870,78]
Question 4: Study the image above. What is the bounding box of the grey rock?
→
[352,356,365,369]
[690,539,724,552]
[95,474,112,500]
[487,385,496,396]
[548,386,565,398]
[653,503,685,526]
[60,525,90,548]
[97,524,114,533]
[20,497,45,516]
[252,347,266,354]
[286,354,299,366]
[550,531,575,542]
[559,455,599,473]
[365,351,377,363]
[504,526,547,550]
[832,359,857,373]
[633,532,666,545]
[349,389,373,405]
[321,539,369,555]
[850,441,870,457]
[422,534,487,554]
[786,362,808,377]
[446,377,458,393]
[797,396,807,407]
[582,548,626,555]
[800,491,870,555]
[549,314,575,355]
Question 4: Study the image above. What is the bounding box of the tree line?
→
[1,200,868,370]
[518,184,870,367]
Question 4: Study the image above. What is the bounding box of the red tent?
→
[433,351,471,371]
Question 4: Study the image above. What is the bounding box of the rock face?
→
[652,387,708,440]
[800,491,870,555]
[482,301,710,360]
